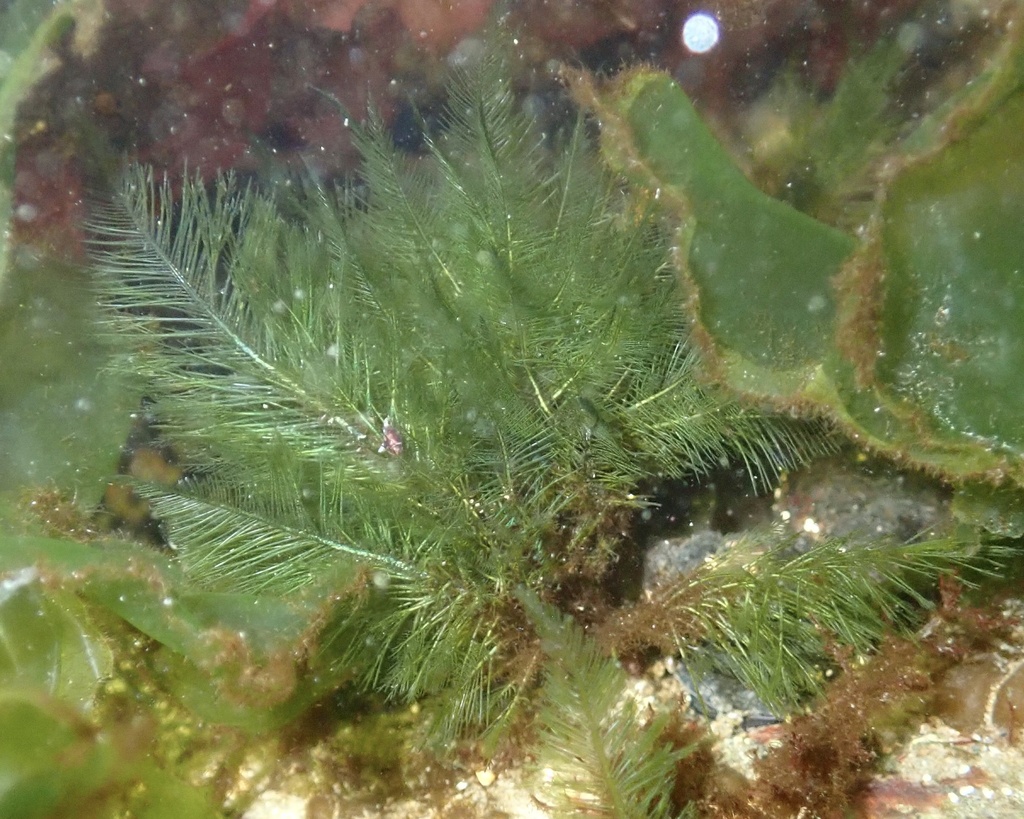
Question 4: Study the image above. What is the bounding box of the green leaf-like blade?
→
[575,67,856,397]
[577,22,1024,515]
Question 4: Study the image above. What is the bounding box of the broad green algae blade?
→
[576,23,1024,525]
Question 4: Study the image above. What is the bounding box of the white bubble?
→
[682,13,720,55]
[806,293,827,313]
[14,203,38,222]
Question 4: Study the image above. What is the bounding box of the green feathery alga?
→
[82,60,992,815]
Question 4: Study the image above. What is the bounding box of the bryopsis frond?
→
[605,530,1002,712]
[89,57,834,749]
[521,590,690,819]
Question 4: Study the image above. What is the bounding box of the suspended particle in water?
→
[681,12,720,55]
